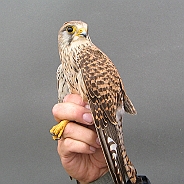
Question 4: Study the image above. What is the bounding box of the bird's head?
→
[58,21,91,47]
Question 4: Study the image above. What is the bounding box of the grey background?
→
[0,1,184,184]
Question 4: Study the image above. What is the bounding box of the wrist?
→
[89,172,112,184]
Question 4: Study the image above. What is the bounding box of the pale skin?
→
[52,94,108,184]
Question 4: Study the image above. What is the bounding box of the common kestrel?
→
[50,21,140,184]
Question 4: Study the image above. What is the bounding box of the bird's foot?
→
[50,120,69,140]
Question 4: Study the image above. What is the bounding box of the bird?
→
[50,20,140,184]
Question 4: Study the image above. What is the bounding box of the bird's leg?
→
[50,120,69,140]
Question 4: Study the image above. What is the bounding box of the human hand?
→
[52,94,108,184]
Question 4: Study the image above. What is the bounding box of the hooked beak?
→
[76,28,87,38]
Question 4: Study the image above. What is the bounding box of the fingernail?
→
[85,104,90,110]
[96,138,101,145]
[83,113,93,124]
[90,146,96,152]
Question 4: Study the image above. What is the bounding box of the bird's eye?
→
[67,26,74,33]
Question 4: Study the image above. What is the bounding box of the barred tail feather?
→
[95,127,125,184]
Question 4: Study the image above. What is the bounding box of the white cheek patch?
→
[62,31,72,44]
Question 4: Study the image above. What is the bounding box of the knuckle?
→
[63,94,72,102]
[63,138,73,147]
[64,122,74,136]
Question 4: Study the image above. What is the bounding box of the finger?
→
[58,138,97,156]
[63,94,87,106]
[63,122,100,148]
[52,103,93,125]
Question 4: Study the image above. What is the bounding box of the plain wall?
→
[0,1,184,183]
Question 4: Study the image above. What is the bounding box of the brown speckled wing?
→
[78,45,136,127]
[78,45,137,183]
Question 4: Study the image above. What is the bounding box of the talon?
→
[52,135,61,140]
[50,120,69,140]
